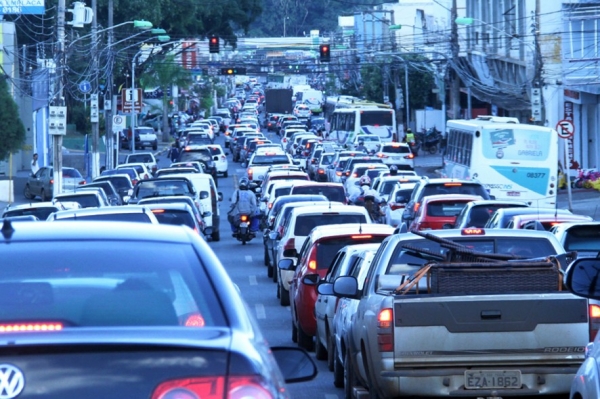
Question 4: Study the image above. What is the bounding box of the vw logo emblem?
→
[0,364,24,399]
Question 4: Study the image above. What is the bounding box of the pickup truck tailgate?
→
[394,294,587,367]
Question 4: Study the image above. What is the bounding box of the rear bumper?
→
[374,365,578,397]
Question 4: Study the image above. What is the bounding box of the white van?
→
[157,173,222,241]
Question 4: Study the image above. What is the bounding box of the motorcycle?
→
[416,128,441,155]
[233,213,255,245]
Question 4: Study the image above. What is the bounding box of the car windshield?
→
[382,145,410,154]
[58,213,153,223]
[136,180,192,199]
[563,225,600,253]
[56,194,100,208]
[179,149,212,163]
[423,183,489,199]
[251,155,290,165]
[187,136,211,145]
[359,136,380,142]
[426,200,472,217]
[103,169,136,179]
[294,213,367,236]
[3,207,59,220]
[316,236,387,270]
[0,241,227,327]
[97,177,131,189]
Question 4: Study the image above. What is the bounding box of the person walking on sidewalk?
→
[31,153,40,175]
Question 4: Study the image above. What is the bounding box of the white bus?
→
[327,102,397,146]
[442,116,559,207]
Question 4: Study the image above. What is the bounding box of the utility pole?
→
[52,0,66,196]
[449,0,460,119]
[90,0,99,178]
[105,0,114,169]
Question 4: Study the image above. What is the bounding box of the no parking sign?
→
[112,115,125,133]
[556,119,574,139]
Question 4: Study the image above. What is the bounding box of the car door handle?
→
[481,310,501,320]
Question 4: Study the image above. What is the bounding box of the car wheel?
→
[291,319,298,343]
[41,188,49,201]
[327,334,335,371]
[211,230,220,242]
[297,324,314,351]
[223,171,228,178]
[279,283,289,306]
[272,263,278,282]
[264,245,270,267]
[333,343,344,388]
[23,184,34,200]
[315,333,328,360]
[344,350,357,399]
[152,142,158,151]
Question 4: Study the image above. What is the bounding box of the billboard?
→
[0,0,45,14]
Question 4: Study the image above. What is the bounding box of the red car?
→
[279,224,395,350]
[410,194,482,230]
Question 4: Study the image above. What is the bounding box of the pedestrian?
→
[31,153,39,175]
[405,129,415,145]
[169,140,180,163]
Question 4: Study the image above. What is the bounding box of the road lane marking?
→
[245,255,252,263]
[249,275,258,285]
[255,303,266,319]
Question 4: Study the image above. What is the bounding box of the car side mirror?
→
[283,248,298,258]
[317,282,334,295]
[200,191,209,200]
[213,156,219,161]
[202,212,211,218]
[293,160,301,166]
[225,152,229,156]
[302,274,320,286]
[278,258,295,270]
[218,192,223,201]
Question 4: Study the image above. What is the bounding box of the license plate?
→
[465,370,521,389]
[240,222,248,228]
[392,157,402,160]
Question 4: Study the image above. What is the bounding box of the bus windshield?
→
[482,128,550,162]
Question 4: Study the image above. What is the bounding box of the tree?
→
[139,54,193,141]
[0,77,26,161]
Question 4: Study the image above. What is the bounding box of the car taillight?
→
[247,168,253,180]
[221,155,226,160]
[151,376,274,399]
[268,202,273,209]
[50,179,54,184]
[184,313,205,327]
[283,237,295,251]
[377,153,388,158]
[318,169,325,174]
[345,171,350,176]
[377,308,393,352]
[590,304,600,341]
[132,179,138,185]
[413,202,421,213]
[0,322,63,332]
[335,171,342,176]
[404,154,414,159]
[240,215,249,222]
[389,203,405,211]
[78,180,86,185]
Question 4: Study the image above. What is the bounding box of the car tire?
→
[211,230,220,242]
[152,142,158,151]
[279,283,289,306]
[264,245,270,267]
[291,319,298,343]
[333,343,344,388]
[315,333,328,360]
[41,188,49,202]
[327,334,336,371]
[223,171,228,178]
[297,324,314,351]
[24,184,34,200]
[344,351,357,399]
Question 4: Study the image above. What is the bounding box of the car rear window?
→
[63,169,82,178]
[58,213,154,223]
[291,186,346,203]
[57,194,100,208]
[100,177,131,189]
[387,237,557,273]
[563,225,600,254]
[382,145,410,154]
[273,187,292,199]
[136,181,192,199]
[251,155,290,165]
[0,241,227,327]
[179,149,212,163]
[294,213,367,236]
[152,209,195,229]
[426,200,472,217]
[4,207,59,220]
[423,183,489,199]
[128,155,154,164]
[316,236,388,270]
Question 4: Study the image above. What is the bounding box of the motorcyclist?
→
[389,165,399,176]
[350,175,384,222]
[228,177,258,235]
[355,139,367,153]
[405,129,415,145]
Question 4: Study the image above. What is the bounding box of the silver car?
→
[24,167,85,201]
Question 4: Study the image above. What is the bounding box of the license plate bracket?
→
[464,370,521,390]
[240,222,248,228]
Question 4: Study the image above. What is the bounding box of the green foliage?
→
[69,103,92,134]
[0,77,26,161]
[403,55,435,110]
[360,65,384,103]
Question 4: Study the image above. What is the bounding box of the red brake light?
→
[184,313,206,327]
[50,179,54,184]
[461,228,485,235]
[151,376,273,399]
[590,304,600,341]
[444,183,462,187]
[0,323,63,332]
[151,209,165,213]
[268,202,273,209]
[352,234,373,239]
[404,154,414,159]
[79,180,86,185]
[308,260,317,270]
[377,308,393,352]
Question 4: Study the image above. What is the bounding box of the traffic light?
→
[220,67,247,75]
[319,44,330,62]
[209,36,219,54]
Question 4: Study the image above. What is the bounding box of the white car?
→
[194,144,229,177]
[189,121,214,140]
[124,152,157,173]
[384,182,417,227]
[376,142,415,170]
[349,134,382,153]
[117,162,152,179]
[293,104,312,119]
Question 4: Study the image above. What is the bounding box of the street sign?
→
[79,80,92,94]
[556,119,574,139]
[90,93,99,123]
[121,88,143,113]
[112,115,125,133]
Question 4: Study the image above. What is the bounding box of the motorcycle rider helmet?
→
[359,175,371,187]
[239,177,249,190]
[389,165,398,176]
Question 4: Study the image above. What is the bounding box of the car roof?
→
[291,204,367,216]
[3,201,59,211]
[511,213,592,223]
[48,206,155,219]
[388,228,561,242]
[141,203,193,212]
[2,219,190,243]
[307,223,395,242]
[291,181,343,188]
[466,199,530,207]
[494,207,573,217]
[267,170,308,177]
[421,194,483,203]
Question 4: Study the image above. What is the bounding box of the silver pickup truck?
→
[333,229,589,398]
